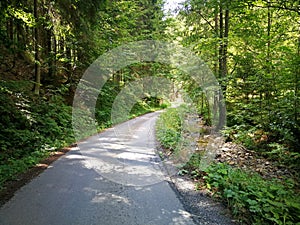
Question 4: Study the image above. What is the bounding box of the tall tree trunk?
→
[295,26,300,125]
[33,0,41,95]
[53,34,57,77]
[217,2,229,130]
[266,1,272,122]
[223,8,229,79]
[8,19,14,41]
[16,22,22,45]
[267,1,271,70]
[219,3,229,91]
[219,4,223,79]
[214,7,218,75]
[47,28,53,78]
[66,42,72,83]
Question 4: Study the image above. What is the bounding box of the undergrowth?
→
[156,104,300,225]
[155,107,182,151]
[201,163,300,225]
[0,81,75,189]
[0,80,167,190]
[222,123,300,172]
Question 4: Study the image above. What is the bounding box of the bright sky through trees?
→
[163,0,185,14]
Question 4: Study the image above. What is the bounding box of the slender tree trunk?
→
[266,1,272,122]
[33,0,41,95]
[16,22,22,44]
[223,8,229,78]
[267,2,271,69]
[218,4,229,90]
[217,2,229,130]
[66,44,72,73]
[219,9,228,128]
[295,26,300,124]
[219,4,223,79]
[201,92,204,115]
[53,34,57,77]
[221,8,229,95]
[8,19,14,41]
[47,28,53,78]
[214,7,219,75]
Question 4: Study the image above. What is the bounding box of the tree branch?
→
[252,2,300,15]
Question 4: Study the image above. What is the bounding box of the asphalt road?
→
[0,112,196,225]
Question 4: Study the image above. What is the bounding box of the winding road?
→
[0,112,196,225]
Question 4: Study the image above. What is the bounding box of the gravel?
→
[161,158,238,225]
[169,174,237,225]
[155,110,237,225]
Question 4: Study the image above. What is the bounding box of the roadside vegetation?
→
[0,0,167,190]
[1,0,300,223]
[155,1,300,223]
[0,79,165,190]
[156,107,182,151]
[0,81,73,188]
[202,163,300,225]
[156,106,300,225]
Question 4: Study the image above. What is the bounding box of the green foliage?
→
[0,81,74,188]
[95,80,167,128]
[129,97,164,118]
[30,95,74,147]
[95,82,119,127]
[156,107,182,150]
[0,64,171,190]
[222,124,300,172]
[175,0,300,170]
[0,0,167,88]
[180,153,203,178]
[0,0,169,192]
[203,163,300,225]
[0,151,47,189]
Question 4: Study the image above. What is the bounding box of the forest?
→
[0,0,299,224]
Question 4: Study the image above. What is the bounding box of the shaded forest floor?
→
[199,135,299,183]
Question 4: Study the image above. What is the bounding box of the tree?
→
[173,0,299,153]
[33,0,41,95]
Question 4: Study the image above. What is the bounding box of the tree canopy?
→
[0,0,299,223]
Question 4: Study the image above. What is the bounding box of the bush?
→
[0,84,36,161]
[203,163,300,225]
[0,81,74,188]
[31,95,74,147]
[156,107,182,150]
